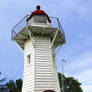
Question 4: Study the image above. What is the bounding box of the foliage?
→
[6,80,16,92]
[6,79,22,92]
[0,71,6,90]
[58,72,83,92]
[16,79,22,92]
[6,73,83,92]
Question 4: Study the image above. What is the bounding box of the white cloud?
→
[62,51,92,92]
[72,69,92,92]
[73,69,92,84]
[65,51,92,73]
[82,85,92,92]
[78,34,92,47]
[57,0,92,21]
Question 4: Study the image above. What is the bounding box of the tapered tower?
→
[11,5,65,92]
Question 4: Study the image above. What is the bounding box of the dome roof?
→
[30,9,46,15]
[30,5,46,15]
[26,5,51,23]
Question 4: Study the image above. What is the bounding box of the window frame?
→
[34,15,47,23]
[27,54,31,63]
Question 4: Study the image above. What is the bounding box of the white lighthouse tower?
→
[11,5,65,92]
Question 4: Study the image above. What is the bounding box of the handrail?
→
[12,15,29,30]
[56,17,65,41]
[50,16,65,41]
[11,15,65,42]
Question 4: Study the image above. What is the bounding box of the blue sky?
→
[0,0,92,92]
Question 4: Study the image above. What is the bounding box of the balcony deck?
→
[11,15,65,50]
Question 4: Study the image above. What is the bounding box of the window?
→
[27,54,31,63]
[34,15,47,23]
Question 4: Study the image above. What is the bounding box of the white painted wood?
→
[50,28,60,48]
[31,23,50,27]
[27,15,50,27]
[22,38,35,92]
[34,36,60,92]
[21,35,61,92]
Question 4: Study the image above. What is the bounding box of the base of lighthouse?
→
[22,35,61,92]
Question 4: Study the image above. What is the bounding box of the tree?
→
[16,79,22,92]
[0,71,6,90]
[6,79,22,92]
[6,80,16,92]
[6,73,83,92]
[58,72,83,92]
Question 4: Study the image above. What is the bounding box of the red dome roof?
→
[30,9,46,16]
[26,5,51,23]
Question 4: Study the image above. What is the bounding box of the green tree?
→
[6,79,22,92]
[16,79,22,92]
[6,73,83,92]
[0,71,6,90]
[58,73,83,92]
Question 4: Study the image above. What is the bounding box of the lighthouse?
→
[11,6,65,92]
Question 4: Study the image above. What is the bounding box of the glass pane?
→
[34,16,47,23]
[27,54,31,63]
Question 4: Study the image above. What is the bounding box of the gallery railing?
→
[11,15,65,41]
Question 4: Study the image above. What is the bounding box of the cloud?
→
[65,51,92,74]
[61,51,92,92]
[78,34,92,47]
[82,85,92,92]
[73,69,92,84]
[56,49,92,92]
[56,0,92,21]
[72,69,92,92]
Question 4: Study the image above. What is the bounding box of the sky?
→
[0,0,92,92]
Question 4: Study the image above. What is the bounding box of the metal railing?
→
[11,15,29,39]
[11,15,65,41]
[50,16,65,41]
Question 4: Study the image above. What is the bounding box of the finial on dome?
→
[36,5,40,10]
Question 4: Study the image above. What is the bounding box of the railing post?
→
[56,17,65,42]
[11,14,29,39]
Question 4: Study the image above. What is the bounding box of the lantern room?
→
[11,5,65,50]
[26,5,51,27]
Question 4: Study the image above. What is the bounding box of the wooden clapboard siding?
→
[22,35,60,92]
[22,38,35,92]
[34,36,55,92]
[34,36,60,92]
[53,53,61,92]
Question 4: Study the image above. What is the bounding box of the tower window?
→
[34,15,47,23]
[27,54,31,63]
